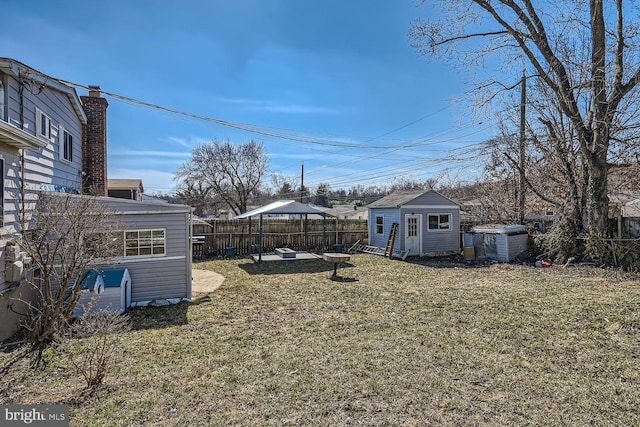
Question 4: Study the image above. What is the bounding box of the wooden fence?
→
[192,218,368,258]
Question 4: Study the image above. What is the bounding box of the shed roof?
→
[369,190,458,209]
[235,200,325,218]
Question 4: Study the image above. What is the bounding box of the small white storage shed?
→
[466,225,529,262]
[74,269,132,317]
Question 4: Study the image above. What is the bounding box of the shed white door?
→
[405,214,421,255]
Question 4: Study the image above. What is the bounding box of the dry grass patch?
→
[2,255,640,426]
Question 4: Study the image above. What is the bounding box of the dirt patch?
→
[191,269,225,293]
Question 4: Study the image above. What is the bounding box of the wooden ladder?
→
[384,223,399,257]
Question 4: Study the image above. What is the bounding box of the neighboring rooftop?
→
[108,179,144,192]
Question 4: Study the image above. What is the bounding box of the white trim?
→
[124,228,166,258]
[427,213,453,232]
[403,205,459,209]
[0,155,4,227]
[59,126,73,163]
[374,214,384,234]
[111,209,192,215]
[35,108,51,140]
[0,119,47,149]
[0,79,5,121]
[114,255,186,264]
[405,213,422,256]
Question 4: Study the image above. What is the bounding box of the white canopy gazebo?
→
[235,200,327,262]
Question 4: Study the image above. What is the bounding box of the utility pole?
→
[518,71,526,225]
[300,162,304,203]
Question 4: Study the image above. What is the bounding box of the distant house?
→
[368,190,461,256]
[108,179,144,201]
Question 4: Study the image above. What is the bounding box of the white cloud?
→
[165,136,210,148]
[110,149,190,158]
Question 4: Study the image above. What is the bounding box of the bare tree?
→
[411,0,640,235]
[17,192,122,362]
[271,173,298,199]
[175,139,269,215]
[174,181,220,217]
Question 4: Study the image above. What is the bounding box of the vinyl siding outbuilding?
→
[99,196,193,305]
[368,190,461,256]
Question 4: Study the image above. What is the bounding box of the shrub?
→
[531,215,581,262]
[58,310,130,388]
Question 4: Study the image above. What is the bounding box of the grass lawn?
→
[2,255,640,426]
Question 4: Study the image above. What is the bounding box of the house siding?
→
[21,85,84,193]
[1,146,23,233]
[2,68,84,194]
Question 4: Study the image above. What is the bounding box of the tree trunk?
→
[584,151,609,234]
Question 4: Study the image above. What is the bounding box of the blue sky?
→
[1,0,493,194]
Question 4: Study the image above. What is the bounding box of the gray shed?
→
[466,225,529,262]
[368,190,461,256]
[99,196,193,305]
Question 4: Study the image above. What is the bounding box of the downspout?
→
[18,74,26,231]
[186,210,193,300]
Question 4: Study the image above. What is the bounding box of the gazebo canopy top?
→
[235,200,326,219]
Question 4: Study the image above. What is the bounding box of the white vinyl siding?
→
[0,156,4,226]
[0,80,5,121]
[21,84,84,194]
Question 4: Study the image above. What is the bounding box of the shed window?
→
[428,214,451,231]
[375,215,384,234]
[124,229,165,257]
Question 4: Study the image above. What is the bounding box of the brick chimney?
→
[81,85,108,196]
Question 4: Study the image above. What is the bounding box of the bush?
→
[584,232,640,272]
[58,310,130,388]
[531,215,581,262]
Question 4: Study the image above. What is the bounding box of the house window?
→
[124,229,165,257]
[375,215,384,234]
[428,214,451,231]
[36,109,51,140]
[61,128,73,162]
